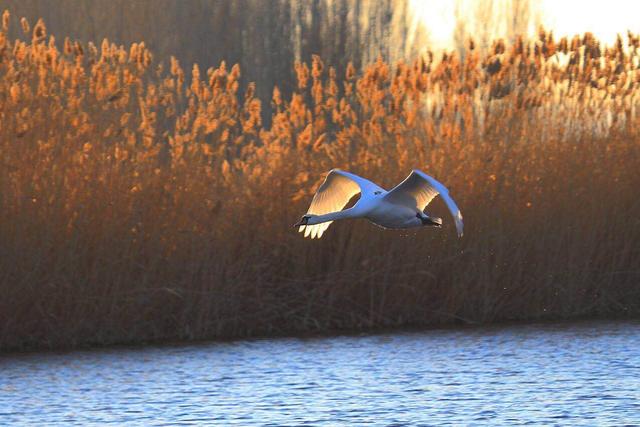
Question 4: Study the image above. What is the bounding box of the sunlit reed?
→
[0,12,638,350]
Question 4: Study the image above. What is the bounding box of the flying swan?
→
[294,169,464,239]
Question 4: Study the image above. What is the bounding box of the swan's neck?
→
[308,208,360,225]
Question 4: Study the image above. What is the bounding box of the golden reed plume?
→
[0,12,638,350]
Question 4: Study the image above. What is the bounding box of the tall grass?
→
[1,12,639,351]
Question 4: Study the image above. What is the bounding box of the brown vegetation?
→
[0,12,639,351]
[0,0,424,119]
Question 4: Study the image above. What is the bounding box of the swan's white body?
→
[295,169,464,239]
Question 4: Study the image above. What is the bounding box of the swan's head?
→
[293,214,313,228]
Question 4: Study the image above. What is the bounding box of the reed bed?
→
[1,12,639,351]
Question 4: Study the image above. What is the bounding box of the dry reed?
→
[0,12,639,351]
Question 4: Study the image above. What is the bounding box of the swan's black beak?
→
[293,215,310,228]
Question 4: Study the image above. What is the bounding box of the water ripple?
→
[1,321,639,425]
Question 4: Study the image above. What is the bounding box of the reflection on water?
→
[1,321,639,425]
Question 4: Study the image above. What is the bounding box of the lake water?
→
[1,321,639,425]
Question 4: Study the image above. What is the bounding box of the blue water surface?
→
[1,321,639,425]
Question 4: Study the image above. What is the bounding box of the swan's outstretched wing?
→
[384,169,464,237]
[299,169,383,239]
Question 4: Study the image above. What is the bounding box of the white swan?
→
[294,169,464,239]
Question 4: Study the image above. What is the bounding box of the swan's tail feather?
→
[422,215,442,227]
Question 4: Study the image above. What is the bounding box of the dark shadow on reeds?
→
[0,12,639,351]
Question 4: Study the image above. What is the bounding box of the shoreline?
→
[4,314,638,356]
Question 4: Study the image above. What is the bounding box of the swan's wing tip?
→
[415,170,463,237]
[454,211,464,237]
